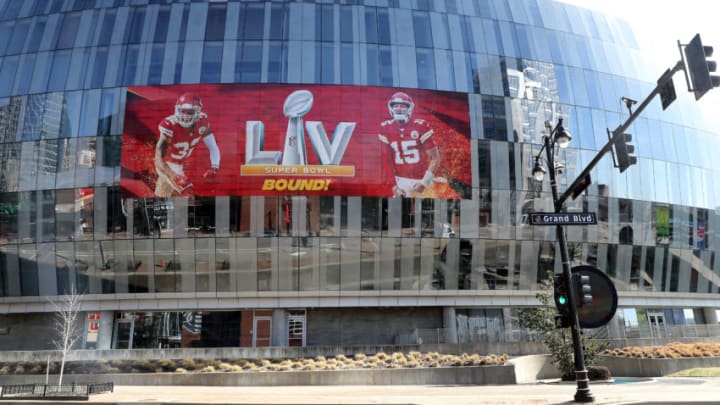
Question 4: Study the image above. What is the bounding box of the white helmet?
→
[175,93,202,128]
[387,91,414,124]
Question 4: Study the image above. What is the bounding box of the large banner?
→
[120,84,471,199]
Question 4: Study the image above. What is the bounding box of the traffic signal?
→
[553,274,569,309]
[613,133,636,173]
[553,275,571,329]
[683,33,720,100]
[573,273,593,308]
[554,313,570,328]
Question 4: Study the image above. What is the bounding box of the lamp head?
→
[554,126,572,148]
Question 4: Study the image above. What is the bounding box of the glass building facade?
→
[0,0,719,350]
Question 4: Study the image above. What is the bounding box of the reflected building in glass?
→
[0,0,719,350]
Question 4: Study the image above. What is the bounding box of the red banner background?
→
[120,84,471,199]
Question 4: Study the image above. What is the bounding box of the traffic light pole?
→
[557,61,684,208]
[542,132,594,403]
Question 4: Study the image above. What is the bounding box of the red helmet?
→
[175,93,202,128]
[387,91,414,124]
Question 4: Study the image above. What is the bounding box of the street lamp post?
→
[534,119,594,403]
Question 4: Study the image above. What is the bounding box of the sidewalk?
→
[58,377,720,404]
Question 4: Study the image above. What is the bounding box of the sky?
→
[558,0,720,128]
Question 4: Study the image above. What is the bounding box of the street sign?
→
[571,265,618,329]
[529,212,597,225]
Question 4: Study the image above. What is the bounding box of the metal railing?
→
[0,382,113,398]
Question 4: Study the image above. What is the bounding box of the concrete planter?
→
[599,355,720,377]
[0,365,517,386]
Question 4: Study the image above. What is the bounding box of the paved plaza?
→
[40,377,719,404]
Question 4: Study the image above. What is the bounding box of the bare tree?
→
[48,287,84,386]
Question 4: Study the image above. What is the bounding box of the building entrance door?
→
[648,311,666,339]
[253,316,271,347]
[288,310,306,346]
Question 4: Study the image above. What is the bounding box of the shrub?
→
[587,365,611,381]
[604,343,720,359]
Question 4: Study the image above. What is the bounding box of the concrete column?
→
[442,307,458,344]
[605,313,624,340]
[271,309,288,347]
[96,311,115,350]
[703,307,719,324]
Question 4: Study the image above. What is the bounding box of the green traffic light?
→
[558,295,568,305]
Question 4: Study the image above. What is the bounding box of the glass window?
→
[126,8,146,44]
[320,4,334,42]
[97,88,119,137]
[340,43,353,85]
[88,48,108,89]
[173,43,184,84]
[377,8,391,45]
[236,41,261,83]
[79,89,101,137]
[184,3,207,42]
[0,1,22,21]
[154,6,170,43]
[497,21,519,58]
[19,244,39,296]
[0,57,18,97]
[56,12,80,49]
[29,52,52,94]
[201,42,223,84]
[21,95,43,141]
[6,20,29,55]
[379,46,393,87]
[0,21,13,55]
[55,189,75,241]
[173,4,190,44]
[364,45,379,86]
[269,3,287,41]
[340,7,352,42]
[0,192,18,243]
[64,47,90,91]
[416,48,435,89]
[321,43,335,84]
[205,3,226,42]
[0,142,20,192]
[147,44,164,85]
[96,9,115,46]
[75,137,95,187]
[481,96,508,141]
[120,45,140,86]
[36,139,58,190]
[267,42,286,83]
[60,91,81,138]
[364,8,378,44]
[244,3,264,41]
[12,54,34,95]
[672,125,690,164]
[96,136,121,186]
[47,50,71,92]
[413,11,432,48]
[25,17,46,53]
[55,137,76,189]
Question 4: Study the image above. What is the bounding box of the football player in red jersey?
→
[378,91,453,198]
[154,93,221,198]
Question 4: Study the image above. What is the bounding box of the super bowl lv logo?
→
[240,90,356,191]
